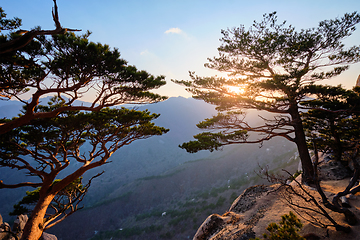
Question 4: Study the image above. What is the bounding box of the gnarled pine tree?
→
[0,3,168,240]
[0,1,166,134]
[0,98,168,240]
[174,12,360,184]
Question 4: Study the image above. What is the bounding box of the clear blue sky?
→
[2,0,360,99]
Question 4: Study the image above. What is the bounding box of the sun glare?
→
[227,86,245,95]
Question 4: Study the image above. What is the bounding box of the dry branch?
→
[0,0,80,55]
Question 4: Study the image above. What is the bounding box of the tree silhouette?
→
[301,85,360,162]
[175,12,360,184]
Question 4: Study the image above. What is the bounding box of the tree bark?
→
[290,105,315,184]
[20,194,55,240]
[19,163,103,240]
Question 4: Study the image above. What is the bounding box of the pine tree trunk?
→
[19,167,91,240]
[290,105,314,184]
[20,194,55,240]
[294,126,315,184]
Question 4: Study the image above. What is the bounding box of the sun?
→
[227,86,245,95]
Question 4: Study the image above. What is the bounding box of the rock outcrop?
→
[12,214,28,238]
[317,154,352,180]
[0,214,57,240]
[356,74,360,87]
[0,214,13,240]
[41,232,58,240]
[193,160,360,240]
[193,185,273,240]
[193,212,244,240]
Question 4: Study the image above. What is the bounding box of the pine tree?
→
[175,12,360,184]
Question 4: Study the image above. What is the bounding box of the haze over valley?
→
[0,97,299,239]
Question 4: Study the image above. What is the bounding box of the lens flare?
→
[227,86,245,94]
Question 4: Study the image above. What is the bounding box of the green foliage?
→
[174,11,360,183]
[10,188,40,216]
[0,97,168,229]
[252,212,305,240]
[301,85,360,161]
[0,28,167,134]
[0,7,22,31]
[292,171,302,180]
[174,11,360,146]
[0,99,168,166]
[10,178,85,216]
[0,6,169,235]
[180,130,248,153]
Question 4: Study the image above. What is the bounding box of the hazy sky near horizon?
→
[2,0,360,100]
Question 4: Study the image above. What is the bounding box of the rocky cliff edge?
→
[194,160,360,240]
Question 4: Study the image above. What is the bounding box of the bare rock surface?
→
[229,185,270,213]
[193,179,360,240]
[12,214,28,235]
[194,185,273,240]
[315,153,352,180]
[0,214,57,240]
[40,232,58,240]
[194,212,244,240]
[0,214,12,240]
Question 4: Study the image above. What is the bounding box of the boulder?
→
[0,222,12,240]
[40,232,58,240]
[193,213,243,240]
[0,214,56,240]
[13,214,28,234]
[193,185,274,240]
[316,154,352,180]
[193,214,225,240]
[0,232,9,240]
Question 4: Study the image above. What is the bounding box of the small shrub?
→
[252,212,305,240]
[292,170,302,180]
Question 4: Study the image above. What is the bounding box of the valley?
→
[0,97,299,239]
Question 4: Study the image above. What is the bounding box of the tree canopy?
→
[301,85,360,162]
[9,177,92,229]
[174,12,360,184]
[0,98,168,232]
[0,3,169,240]
[0,1,166,135]
[0,30,167,134]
